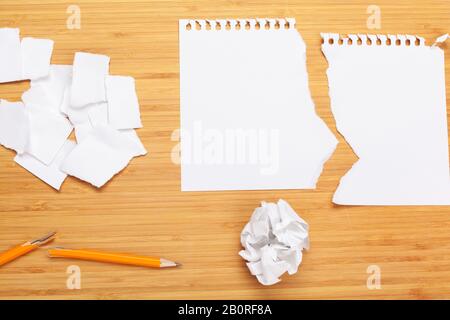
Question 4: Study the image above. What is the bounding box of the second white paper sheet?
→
[179,19,337,191]
[322,33,450,205]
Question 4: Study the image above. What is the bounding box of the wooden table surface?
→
[0,0,449,300]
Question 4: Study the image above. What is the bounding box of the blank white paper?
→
[22,84,56,113]
[0,28,23,83]
[15,139,76,190]
[26,106,73,165]
[70,52,110,108]
[179,18,337,191]
[61,125,144,188]
[74,122,93,143]
[21,37,54,80]
[322,33,450,205]
[88,101,108,126]
[31,64,72,111]
[106,75,142,129]
[0,100,29,153]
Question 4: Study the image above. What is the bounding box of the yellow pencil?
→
[0,231,57,267]
[48,248,180,268]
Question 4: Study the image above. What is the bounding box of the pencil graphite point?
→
[160,258,180,268]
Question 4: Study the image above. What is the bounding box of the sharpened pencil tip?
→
[160,258,181,268]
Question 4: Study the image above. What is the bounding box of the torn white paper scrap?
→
[22,85,56,113]
[0,28,23,83]
[67,101,95,125]
[106,75,142,129]
[31,64,72,109]
[61,125,143,188]
[120,129,147,156]
[70,52,110,108]
[21,37,54,80]
[60,88,71,116]
[179,18,337,191]
[321,33,450,205]
[26,107,73,165]
[74,122,93,143]
[88,101,108,126]
[239,199,309,285]
[14,140,76,190]
[433,33,449,47]
[0,100,29,153]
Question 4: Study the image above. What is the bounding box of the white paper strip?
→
[21,37,54,80]
[22,84,56,113]
[106,75,142,129]
[119,129,147,156]
[0,28,23,83]
[0,100,29,153]
[31,64,72,110]
[61,125,143,187]
[67,101,95,125]
[59,88,71,116]
[88,101,108,126]
[74,122,93,143]
[26,106,73,165]
[70,52,110,108]
[15,140,76,190]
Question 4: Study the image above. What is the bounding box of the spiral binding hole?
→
[322,34,426,47]
[184,19,294,31]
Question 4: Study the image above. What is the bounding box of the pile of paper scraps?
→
[0,28,147,190]
[239,199,309,285]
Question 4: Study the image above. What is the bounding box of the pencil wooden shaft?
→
[48,248,162,268]
[0,243,37,267]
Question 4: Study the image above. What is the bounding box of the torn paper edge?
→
[14,140,76,190]
[321,33,450,205]
[179,18,338,191]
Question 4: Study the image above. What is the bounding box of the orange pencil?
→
[0,231,57,267]
[48,248,180,268]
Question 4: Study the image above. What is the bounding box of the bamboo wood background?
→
[0,0,449,300]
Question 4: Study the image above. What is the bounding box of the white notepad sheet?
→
[179,18,337,191]
[322,33,450,205]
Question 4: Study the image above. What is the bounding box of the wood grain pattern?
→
[0,0,449,300]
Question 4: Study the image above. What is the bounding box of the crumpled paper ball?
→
[239,199,309,285]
